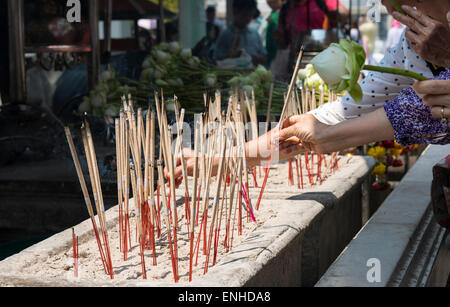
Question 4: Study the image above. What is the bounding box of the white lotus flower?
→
[142,58,152,69]
[181,48,192,60]
[311,39,366,102]
[100,70,114,81]
[312,38,428,102]
[154,50,169,64]
[169,42,181,54]
[298,64,315,80]
[305,73,325,90]
[311,46,349,89]
[204,74,217,87]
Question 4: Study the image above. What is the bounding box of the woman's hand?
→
[164,148,197,188]
[392,5,450,68]
[275,113,334,155]
[413,80,450,120]
[276,110,395,155]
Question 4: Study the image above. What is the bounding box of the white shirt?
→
[385,26,404,51]
[309,30,434,125]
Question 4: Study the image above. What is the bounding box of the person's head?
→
[232,0,257,29]
[381,0,450,25]
[206,6,216,23]
[266,0,284,11]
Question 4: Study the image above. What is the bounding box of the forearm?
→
[320,108,395,152]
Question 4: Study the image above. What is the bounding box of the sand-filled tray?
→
[0,155,374,287]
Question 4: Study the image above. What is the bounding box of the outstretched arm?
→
[276,108,394,156]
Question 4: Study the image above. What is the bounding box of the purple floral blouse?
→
[384,69,450,146]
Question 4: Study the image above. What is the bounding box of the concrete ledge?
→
[316,144,450,287]
[0,156,375,287]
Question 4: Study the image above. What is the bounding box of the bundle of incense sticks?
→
[63,55,342,282]
[286,86,340,189]
[65,122,114,279]
[255,48,341,211]
[116,95,161,279]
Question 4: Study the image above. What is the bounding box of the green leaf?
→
[348,84,363,103]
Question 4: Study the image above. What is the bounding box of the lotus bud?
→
[311,39,365,102]
[204,74,217,87]
[142,58,152,69]
[169,41,181,54]
[153,50,170,64]
[181,48,192,60]
[100,70,114,81]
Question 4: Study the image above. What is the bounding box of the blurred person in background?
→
[206,6,225,33]
[386,19,404,51]
[249,8,264,33]
[274,0,349,50]
[265,0,286,68]
[359,16,378,65]
[272,0,349,80]
[214,0,266,67]
[192,7,222,63]
[350,19,361,43]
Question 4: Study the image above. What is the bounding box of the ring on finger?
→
[441,106,448,121]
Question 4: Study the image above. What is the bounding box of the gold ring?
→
[441,106,448,121]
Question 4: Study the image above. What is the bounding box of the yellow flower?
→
[393,140,403,149]
[367,146,386,159]
[372,163,387,175]
[389,147,403,156]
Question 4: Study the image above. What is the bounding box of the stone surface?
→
[316,144,450,287]
[0,155,375,287]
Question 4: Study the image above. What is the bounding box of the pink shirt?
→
[281,0,341,38]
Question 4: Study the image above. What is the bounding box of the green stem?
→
[364,65,428,81]
[388,0,406,15]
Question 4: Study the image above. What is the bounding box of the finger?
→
[175,177,183,189]
[279,139,301,151]
[392,11,424,35]
[277,125,300,143]
[430,106,450,120]
[171,165,184,181]
[422,94,450,108]
[279,136,301,145]
[404,29,422,46]
[414,80,450,95]
[281,115,302,129]
[401,5,435,27]
[280,143,308,156]
[164,167,170,180]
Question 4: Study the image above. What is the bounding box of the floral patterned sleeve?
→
[384,69,450,146]
[310,30,434,125]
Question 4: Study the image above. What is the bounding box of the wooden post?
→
[7,0,26,104]
[226,0,233,28]
[89,0,101,90]
[159,0,166,42]
[104,0,112,67]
